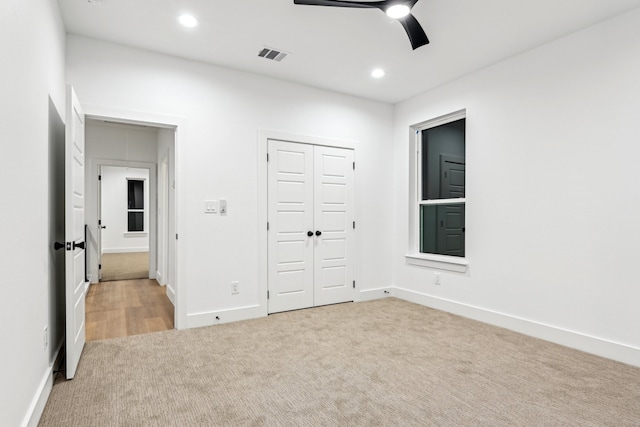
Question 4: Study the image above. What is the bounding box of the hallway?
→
[85,279,174,341]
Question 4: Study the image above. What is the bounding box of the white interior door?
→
[313,146,354,306]
[267,140,354,314]
[267,141,314,313]
[65,86,86,379]
[98,165,104,281]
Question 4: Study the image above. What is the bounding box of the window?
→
[408,110,467,271]
[127,179,145,232]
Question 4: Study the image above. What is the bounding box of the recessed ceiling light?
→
[371,68,385,79]
[386,4,411,19]
[178,14,199,28]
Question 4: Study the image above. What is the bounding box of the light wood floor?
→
[86,279,174,341]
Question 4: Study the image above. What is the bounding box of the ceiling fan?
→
[293,0,429,50]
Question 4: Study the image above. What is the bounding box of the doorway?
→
[99,165,151,282]
[84,119,176,340]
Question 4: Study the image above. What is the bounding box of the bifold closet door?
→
[267,140,354,314]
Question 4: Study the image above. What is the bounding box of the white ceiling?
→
[57,0,640,104]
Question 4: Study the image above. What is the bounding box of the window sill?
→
[405,253,468,273]
[124,232,148,237]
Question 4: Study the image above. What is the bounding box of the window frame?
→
[406,109,468,272]
[126,177,146,233]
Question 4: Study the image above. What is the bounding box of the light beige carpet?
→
[40,298,640,426]
[100,252,149,282]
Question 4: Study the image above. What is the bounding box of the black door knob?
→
[73,241,85,250]
[54,242,65,251]
[307,231,313,237]
[315,231,322,236]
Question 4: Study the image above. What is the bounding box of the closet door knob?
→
[315,231,322,236]
[307,231,313,237]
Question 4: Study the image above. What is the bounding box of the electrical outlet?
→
[434,273,441,285]
[231,281,239,294]
[43,326,48,349]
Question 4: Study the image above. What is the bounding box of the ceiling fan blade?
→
[398,13,429,50]
[293,0,382,9]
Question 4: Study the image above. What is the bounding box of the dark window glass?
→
[128,180,144,209]
[421,119,466,200]
[128,212,144,232]
[420,204,465,257]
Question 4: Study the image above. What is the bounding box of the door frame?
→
[258,130,359,317]
[83,104,187,329]
[96,161,157,281]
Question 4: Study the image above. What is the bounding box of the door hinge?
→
[353,162,355,170]
[176,233,179,240]
[99,264,102,270]
[353,280,356,289]
[353,221,355,229]
[98,175,101,181]
[267,153,270,162]
[267,222,270,231]
[98,219,102,226]
[267,290,270,299]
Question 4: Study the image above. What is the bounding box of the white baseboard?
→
[187,304,264,329]
[166,284,176,306]
[24,340,63,427]
[102,247,149,254]
[392,287,640,368]
[156,271,165,286]
[357,287,392,302]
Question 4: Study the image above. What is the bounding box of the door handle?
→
[99,225,106,229]
[315,231,322,236]
[307,231,313,237]
[73,241,85,250]
[54,242,66,251]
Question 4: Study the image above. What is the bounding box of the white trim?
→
[123,232,148,237]
[357,287,392,302]
[23,338,63,427]
[83,104,187,329]
[24,370,52,427]
[258,129,358,317]
[419,198,466,206]
[187,305,263,328]
[405,254,468,272]
[392,287,640,368]
[166,284,176,306]
[102,247,149,254]
[412,109,466,130]
[259,129,357,150]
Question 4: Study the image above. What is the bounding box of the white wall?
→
[0,1,66,425]
[392,8,640,366]
[67,35,395,324]
[85,120,158,282]
[101,166,150,253]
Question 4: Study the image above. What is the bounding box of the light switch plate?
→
[204,200,218,213]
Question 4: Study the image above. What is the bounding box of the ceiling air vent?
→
[258,48,288,62]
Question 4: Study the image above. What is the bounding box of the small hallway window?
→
[127,179,145,232]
